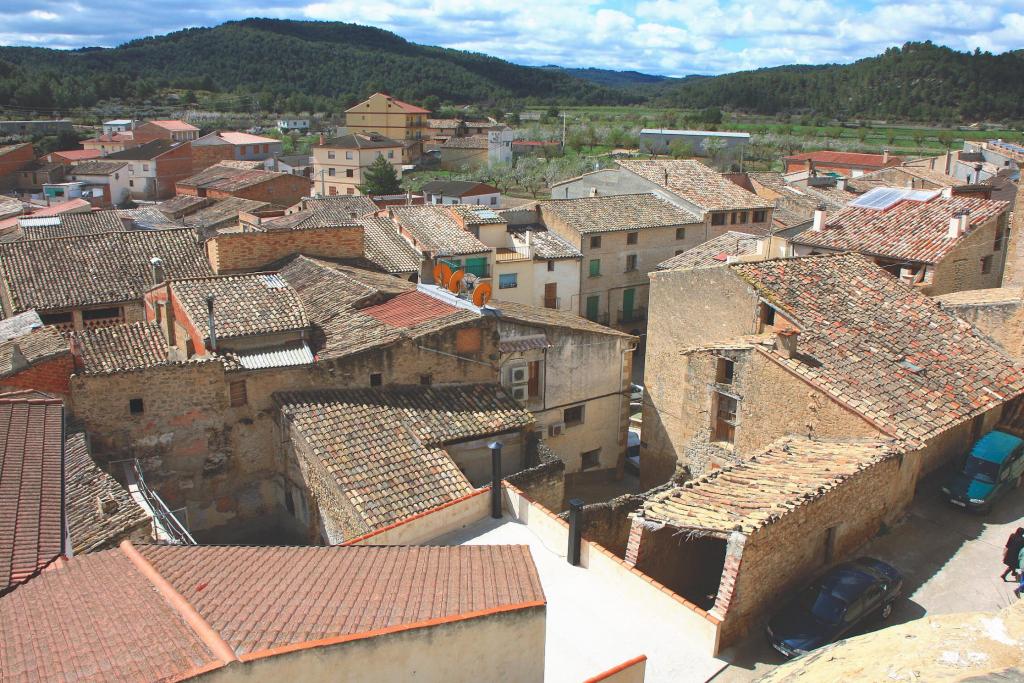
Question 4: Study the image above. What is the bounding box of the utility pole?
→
[561,111,567,152]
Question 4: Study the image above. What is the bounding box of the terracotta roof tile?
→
[514,230,581,260]
[360,216,421,273]
[792,194,1008,264]
[177,164,286,193]
[0,396,65,594]
[0,543,541,680]
[784,150,903,168]
[540,193,700,234]
[657,231,763,270]
[618,160,773,212]
[277,256,477,360]
[64,431,150,553]
[171,273,308,342]
[72,322,167,375]
[640,437,900,533]
[68,160,128,176]
[296,195,378,217]
[276,385,532,531]
[391,205,490,256]
[0,326,68,378]
[0,229,212,313]
[731,253,1024,442]
[0,548,217,680]
[21,210,126,240]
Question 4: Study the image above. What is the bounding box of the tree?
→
[668,139,694,159]
[359,154,402,195]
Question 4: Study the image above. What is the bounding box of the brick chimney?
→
[775,329,799,359]
[948,211,967,239]
[318,133,326,146]
[812,204,827,232]
[882,148,890,164]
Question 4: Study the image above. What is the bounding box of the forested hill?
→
[654,42,1024,122]
[0,19,636,113]
[0,23,1022,123]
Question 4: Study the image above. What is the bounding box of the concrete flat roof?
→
[429,515,727,682]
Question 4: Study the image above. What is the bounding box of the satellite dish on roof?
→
[433,262,453,287]
[447,269,465,293]
[472,282,492,307]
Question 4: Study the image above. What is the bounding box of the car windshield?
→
[799,585,848,626]
[963,456,999,484]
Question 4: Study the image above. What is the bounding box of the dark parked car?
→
[625,430,640,474]
[943,430,1024,513]
[766,557,903,658]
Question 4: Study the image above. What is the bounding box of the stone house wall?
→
[928,211,1009,295]
[206,225,364,273]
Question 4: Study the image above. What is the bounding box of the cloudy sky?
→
[2,0,1022,76]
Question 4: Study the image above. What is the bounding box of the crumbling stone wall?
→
[716,450,914,645]
[506,441,566,512]
[928,211,1009,296]
[938,293,1024,361]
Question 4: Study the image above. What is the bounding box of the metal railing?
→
[618,307,648,324]
[125,459,196,545]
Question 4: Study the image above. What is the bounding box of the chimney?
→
[943,150,952,174]
[206,294,218,351]
[775,329,799,359]
[318,133,325,146]
[948,211,963,239]
[974,164,983,184]
[941,186,953,199]
[959,209,971,234]
[812,204,827,232]
[149,256,165,285]
[489,441,503,519]
[836,178,847,192]
[882,148,890,164]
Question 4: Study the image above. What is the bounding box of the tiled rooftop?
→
[492,299,635,338]
[514,230,581,260]
[657,231,763,270]
[276,385,532,531]
[360,216,422,273]
[64,430,150,553]
[0,229,212,313]
[72,322,168,375]
[157,194,211,218]
[317,133,400,150]
[21,210,126,240]
[639,437,900,533]
[177,163,283,192]
[540,193,700,234]
[731,253,1024,442]
[295,195,377,217]
[783,151,903,168]
[0,395,65,594]
[791,195,1008,264]
[390,205,490,256]
[183,197,274,232]
[441,135,489,149]
[361,289,461,327]
[67,160,128,176]
[618,160,773,212]
[171,273,308,342]
[0,326,68,379]
[747,172,854,212]
[277,256,476,360]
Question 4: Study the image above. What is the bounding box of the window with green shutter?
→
[589,259,601,277]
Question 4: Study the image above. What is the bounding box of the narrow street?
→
[713,470,1024,681]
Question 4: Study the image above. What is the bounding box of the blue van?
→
[942,430,1024,512]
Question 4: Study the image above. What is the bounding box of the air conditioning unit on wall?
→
[511,385,528,402]
[548,421,565,437]
[510,365,528,385]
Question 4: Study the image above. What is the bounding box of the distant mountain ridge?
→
[0,22,1021,123]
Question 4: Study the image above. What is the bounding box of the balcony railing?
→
[618,307,647,324]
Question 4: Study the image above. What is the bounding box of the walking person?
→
[1003,528,1024,582]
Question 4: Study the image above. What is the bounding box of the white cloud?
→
[1,0,1022,76]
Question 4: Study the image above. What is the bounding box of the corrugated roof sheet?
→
[234,341,314,369]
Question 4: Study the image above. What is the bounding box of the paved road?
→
[711,470,1024,682]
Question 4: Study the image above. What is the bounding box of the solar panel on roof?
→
[848,187,939,211]
[259,274,287,289]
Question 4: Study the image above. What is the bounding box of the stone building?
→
[276,384,535,543]
[175,163,310,208]
[935,287,1024,361]
[491,299,636,480]
[550,159,774,237]
[790,187,1010,295]
[627,436,915,647]
[641,252,1024,487]
[0,228,212,330]
[538,193,703,330]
